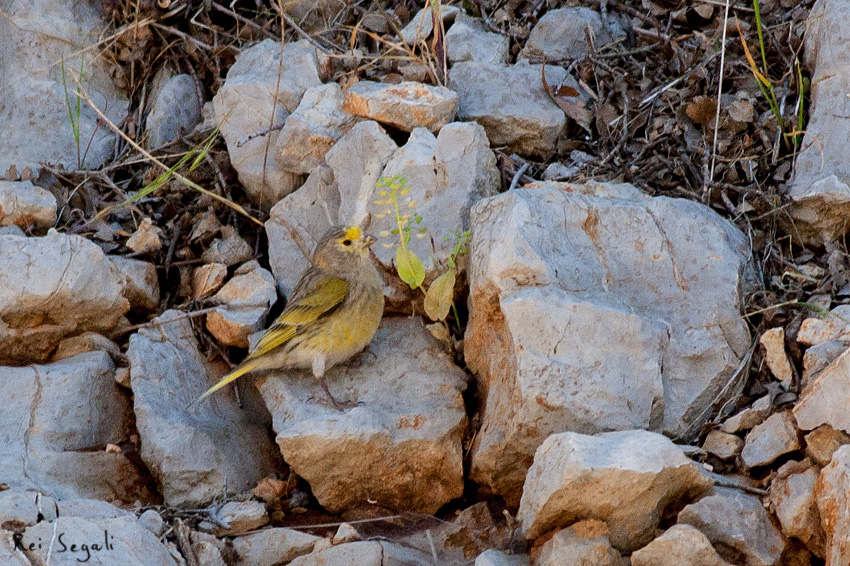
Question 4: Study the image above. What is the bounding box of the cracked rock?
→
[128,310,281,506]
[0,231,129,364]
[0,352,151,502]
[466,183,753,504]
[257,317,467,514]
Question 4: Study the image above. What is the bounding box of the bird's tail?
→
[196,358,261,403]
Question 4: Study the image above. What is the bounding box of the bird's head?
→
[312,225,377,272]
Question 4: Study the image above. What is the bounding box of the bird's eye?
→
[342,239,352,246]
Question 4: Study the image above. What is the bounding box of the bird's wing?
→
[247,274,349,359]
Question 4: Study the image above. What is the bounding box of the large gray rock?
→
[146,73,203,148]
[21,515,175,565]
[679,487,787,566]
[213,39,320,206]
[274,83,358,174]
[449,60,570,158]
[517,430,713,552]
[0,352,151,502]
[0,231,129,364]
[519,7,627,61]
[266,121,498,302]
[785,0,850,245]
[466,183,753,504]
[0,0,128,174]
[128,311,281,506]
[0,180,56,232]
[257,317,467,514]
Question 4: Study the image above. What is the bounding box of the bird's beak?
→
[364,233,378,246]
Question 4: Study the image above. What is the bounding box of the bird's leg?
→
[319,378,344,411]
[313,356,357,410]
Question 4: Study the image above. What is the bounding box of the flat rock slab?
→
[21,515,174,566]
[0,352,151,502]
[129,310,281,506]
[517,430,712,552]
[0,231,128,364]
[257,317,467,514]
[466,183,753,504]
[678,487,786,566]
[343,80,458,132]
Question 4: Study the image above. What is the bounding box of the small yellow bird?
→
[198,224,384,408]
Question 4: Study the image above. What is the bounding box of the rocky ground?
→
[2,0,849,564]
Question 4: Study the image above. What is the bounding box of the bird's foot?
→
[318,379,360,411]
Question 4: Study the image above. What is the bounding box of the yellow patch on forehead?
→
[344,226,361,240]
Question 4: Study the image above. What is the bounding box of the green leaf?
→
[396,246,425,289]
[424,268,456,321]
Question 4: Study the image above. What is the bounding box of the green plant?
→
[736,1,805,149]
[61,56,99,169]
[375,175,426,290]
[374,175,470,324]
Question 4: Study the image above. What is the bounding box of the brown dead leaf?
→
[686,96,716,125]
